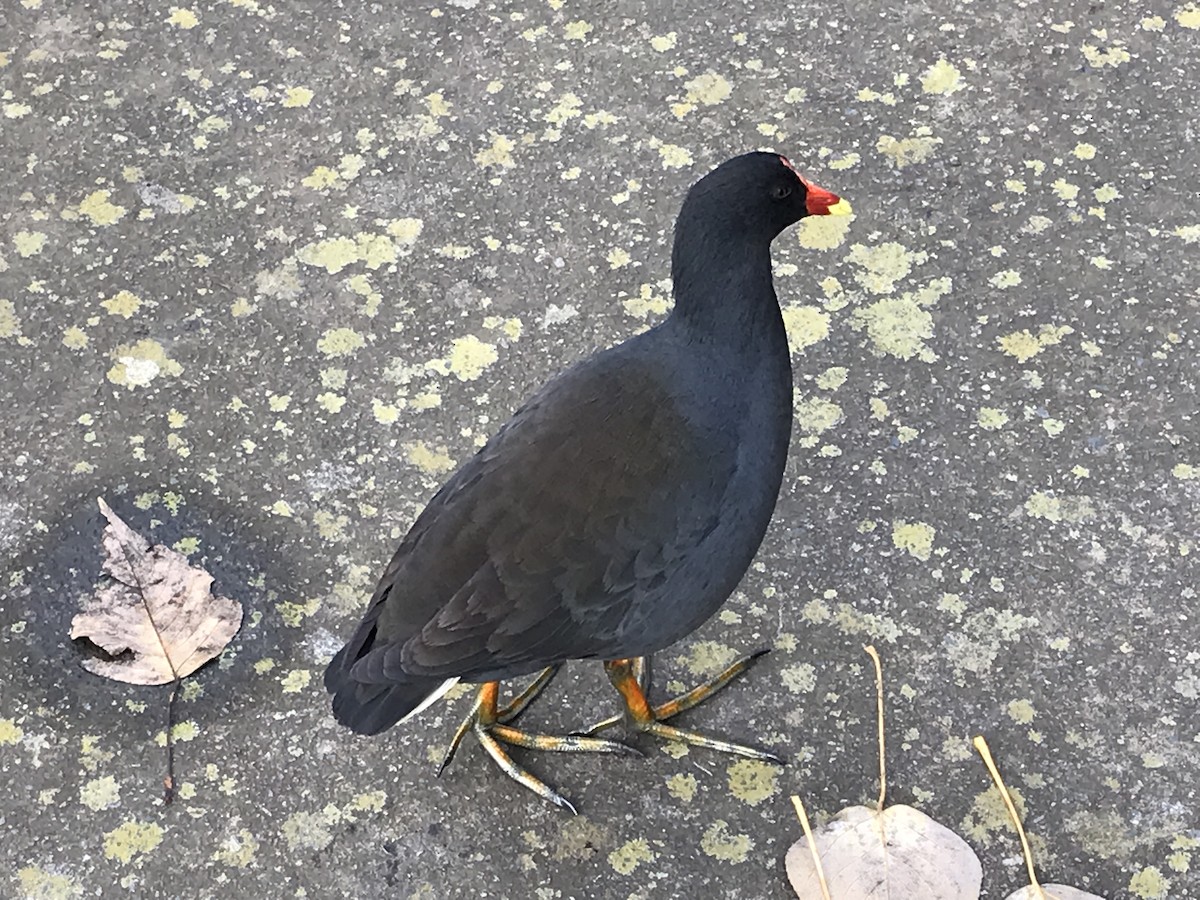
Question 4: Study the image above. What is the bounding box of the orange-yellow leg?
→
[580,652,783,764]
[436,666,638,814]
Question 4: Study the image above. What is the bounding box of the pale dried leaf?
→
[786,804,982,900]
[1007,886,1108,900]
[69,498,242,685]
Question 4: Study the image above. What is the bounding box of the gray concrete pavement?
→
[2,1,1198,897]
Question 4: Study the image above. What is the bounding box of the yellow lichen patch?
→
[1082,42,1130,67]
[674,71,732,118]
[282,86,314,108]
[1174,463,1198,480]
[1177,3,1200,27]
[1006,699,1036,724]
[317,393,346,413]
[475,133,515,169]
[107,339,183,387]
[80,775,121,811]
[445,335,499,381]
[700,820,753,863]
[921,58,964,94]
[153,721,199,746]
[103,820,164,864]
[77,190,126,226]
[80,735,113,772]
[677,640,736,676]
[989,269,1021,288]
[1051,178,1080,202]
[280,669,311,694]
[961,784,1027,844]
[997,325,1073,363]
[405,441,455,475]
[564,19,593,39]
[794,397,842,435]
[0,299,22,339]
[387,217,424,245]
[977,407,1009,430]
[780,304,830,353]
[372,399,400,424]
[100,289,143,318]
[543,92,582,127]
[0,717,23,744]
[876,133,941,168]
[300,166,340,191]
[847,242,922,294]
[780,662,816,693]
[608,838,655,875]
[850,297,935,361]
[815,366,848,390]
[345,790,387,814]
[281,810,335,852]
[892,520,935,561]
[607,247,631,268]
[14,230,47,257]
[727,759,779,806]
[666,773,697,802]
[316,327,366,358]
[278,597,321,626]
[1129,866,1171,899]
[212,829,259,868]
[296,235,369,273]
[166,7,198,27]
[1024,491,1096,524]
[797,213,852,250]
[15,867,83,900]
[658,143,693,169]
[650,32,677,51]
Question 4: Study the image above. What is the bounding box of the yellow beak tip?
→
[825,198,853,217]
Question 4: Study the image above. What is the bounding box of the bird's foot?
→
[578,653,784,765]
[436,666,639,814]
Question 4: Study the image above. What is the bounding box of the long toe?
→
[474,725,578,814]
[634,720,784,765]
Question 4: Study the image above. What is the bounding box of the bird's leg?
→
[436,667,639,814]
[575,656,650,734]
[580,653,783,764]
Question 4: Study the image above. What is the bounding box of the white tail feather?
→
[398,677,460,724]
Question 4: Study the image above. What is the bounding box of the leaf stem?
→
[164,677,180,804]
[973,735,1043,898]
[864,645,886,812]
[790,795,832,900]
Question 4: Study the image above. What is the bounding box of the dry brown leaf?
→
[1007,887,1108,900]
[785,803,983,899]
[70,497,242,685]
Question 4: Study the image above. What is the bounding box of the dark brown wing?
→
[346,344,731,685]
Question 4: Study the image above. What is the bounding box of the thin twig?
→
[973,735,1044,899]
[790,795,832,900]
[864,645,886,812]
[164,677,180,804]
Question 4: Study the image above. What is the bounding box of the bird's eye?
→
[771,184,793,200]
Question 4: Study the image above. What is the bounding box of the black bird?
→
[325,152,850,812]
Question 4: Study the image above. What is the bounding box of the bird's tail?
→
[324,621,458,736]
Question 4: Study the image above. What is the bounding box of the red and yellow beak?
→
[801,178,852,217]
[779,155,852,216]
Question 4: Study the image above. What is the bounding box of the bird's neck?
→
[667,223,781,350]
